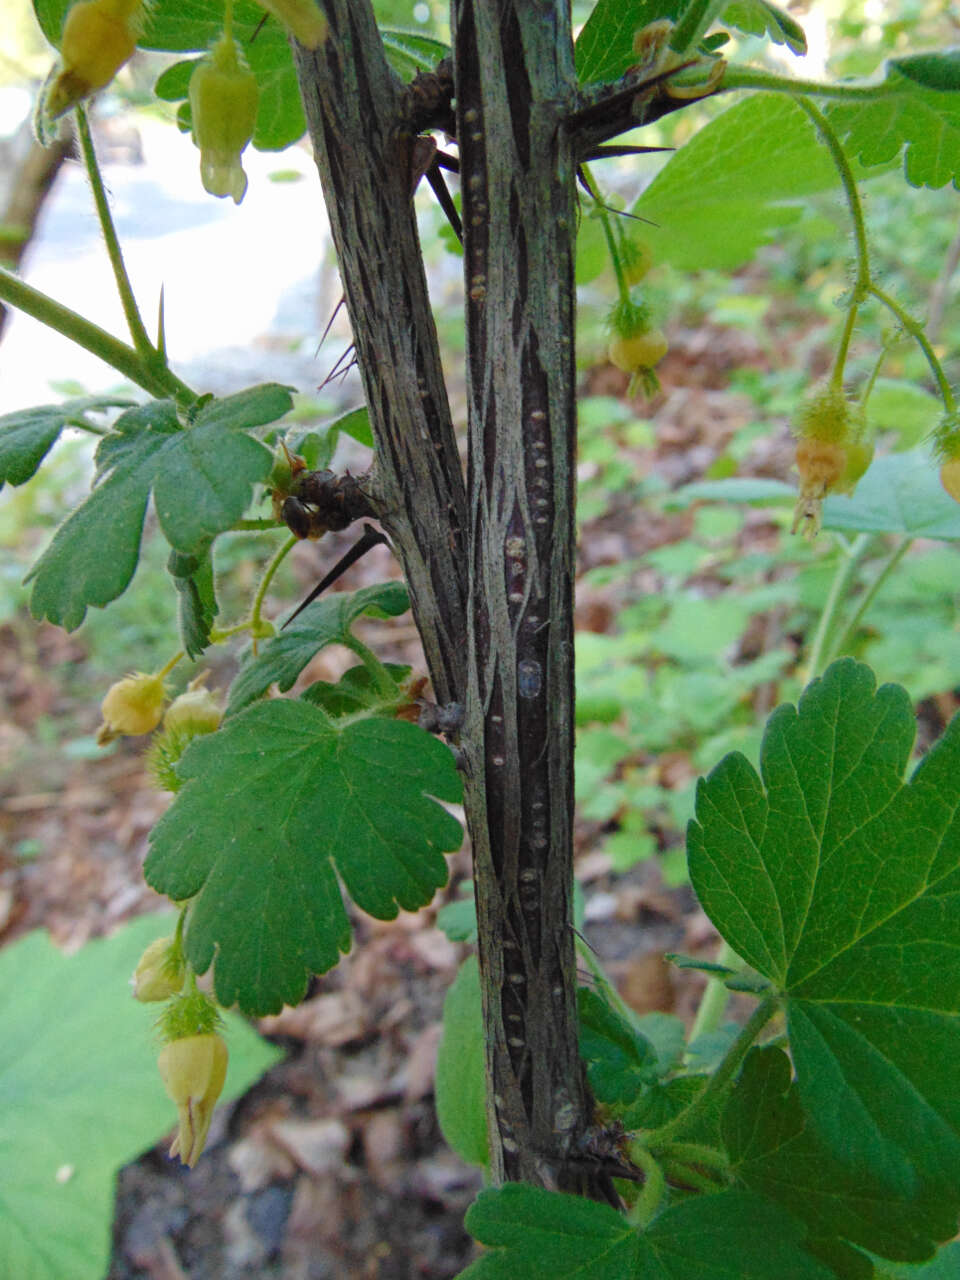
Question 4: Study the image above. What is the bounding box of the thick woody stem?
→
[292,13,467,705]
[452,0,602,1192]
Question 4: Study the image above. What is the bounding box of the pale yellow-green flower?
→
[157,1033,228,1167]
[97,671,166,744]
[189,35,259,204]
[46,0,146,118]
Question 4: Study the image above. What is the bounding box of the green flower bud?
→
[132,935,185,1002]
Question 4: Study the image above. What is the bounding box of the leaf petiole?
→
[644,994,779,1151]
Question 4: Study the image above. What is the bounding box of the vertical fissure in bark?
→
[295,0,602,1195]
[292,10,467,705]
[452,0,598,1189]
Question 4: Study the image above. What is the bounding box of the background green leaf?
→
[0,914,280,1280]
[633,94,846,271]
[435,955,488,1168]
[0,396,133,490]
[827,52,960,189]
[226,581,410,714]
[145,702,463,1014]
[689,659,960,1209]
[25,389,286,630]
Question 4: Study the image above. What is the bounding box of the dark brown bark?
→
[451,0,599,1190]
[294,0,606,1194]
[292,19,467,707]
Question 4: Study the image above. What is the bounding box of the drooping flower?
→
[46,0,146,119]
[189,34,259,204]
[157,1033,229,1167]
[97,671,166,744]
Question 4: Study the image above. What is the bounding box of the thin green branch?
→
[669,0,726,56]
[662,1159,724,1193]
[869,284,957,414]
[342,634,400,702]
[232,517,283,531]
[76,107,155,361]
[624,1143,666,1227]
[250,534,297,654]
[0,264,195,405]
[688,939,740,1046]
[580,164,630,306]
[805,533,871,678]
[796,99,869,290]
[828,536,912,664]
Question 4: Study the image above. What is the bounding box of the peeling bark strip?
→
[452,0,597,1189]
[292,15,467,706]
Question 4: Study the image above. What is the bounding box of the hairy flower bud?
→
[189,35,259,204]
[256,0,328,49]
[46,0,145,118]
[163,682,222,736]
[132,935,185,1002]
[97,671,166,744]
[157,1033,228,1167]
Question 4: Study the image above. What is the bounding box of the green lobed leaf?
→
[688,659,960,1206]
[435,955,488,1168]
[0,914,280,1280]
[826,52,960,189]
[168,547,218,659]
[577,986,659,1105]
[724,1048,955,1266]
[633,94,847,271]
[144,702,463,1014]
[226,581,410,714]
[0,396,133,490]
[25,389,287,631]
[458,1185,833,1279]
